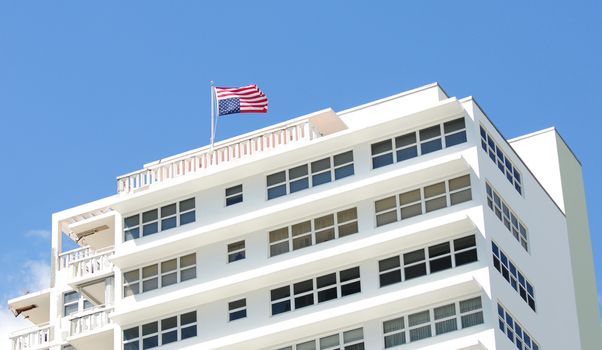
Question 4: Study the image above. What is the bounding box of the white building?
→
[8,83,601,350]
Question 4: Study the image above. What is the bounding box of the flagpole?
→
[210,81,215,149]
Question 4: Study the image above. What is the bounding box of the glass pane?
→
[454,235,476,250]
[421,139,442,154]
[343,328,363,343]
[161,316,177,330]
[142,336,158,349]
[315,214,334,230]
[271,286,290,301]
[384,317,404,333]
[64,303,78,316]
[445,132,467,147]
[455,249,478,266]
[409,325,431,341]
[124,228,140,241]
[400,203,422,219]
[229,299,246,310]
[461,312,484,328]
[409,310,430,326]
[272,300,291,315]
[316,273,337,288]
[371,140,392,155]
[268,184,287,200]
[142,278,158,292]
[428,242,450,258]
[337,208,357,222]
[375,196,396,213]
[142,209,158,223]
[380,270,401,287]
[335,164,354,179]
[142,322,158,335]
[434,304,456,320]
[124,215,139,228]
[297,340,316,350]
[270,227,289,242]
[227,241,245,252]
[124,283,139,297]
[161,204,176,218]
[161,272,177,287]
[267,171,286,186]
[289,164,308,179]
[444,118,465,133]
[292,221,311,237]
[142,265,158,278]
[290,178,309,193]
[226,184,243,196]
[180,311,197,325]
[161,259,177,273]
[320,334,339,349]
[460,297,482,313]
[338,222,358,237]
[419,125,441,140]
[180,267,196,281]
[395,132,416,148]
[430,256,452,273]
[424,182,445,198]
[396,146,418,161]
[399,189,421,205]
[143,222,158,236]
[317,287,337,302]
[312,172,331,186]
[161,217,177,231]
[270,241,289,256]
[311,158,331,173]
[404,249,425,264]
[294,294,314,309]
[451,189,472,205]
[379,256,400,271]
[340,267,360,282]
[334,151,353,165]
[315,228,335,243]
[179,198,195,212]
[180,254,196,268]
[384,333,405,348]
[425,197,447,212]
[294,279,313,294]
[435,319,458,335]
[180,325,197,339]
[123,327,139,340]
[229,309,247,321]
[372,153,394,168]
[179,211,195,225]
[404,263,427,280]
[226,194,243,206]
[162,330,178,345]
[63,291,80,304]
[449,175,470,191]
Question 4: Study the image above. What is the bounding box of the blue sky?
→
[1,0,601,342]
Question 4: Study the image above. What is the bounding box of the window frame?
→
[227,240,246,263]
[225,184,243,207]
[123,252,197,297]
[371,117,467,170]
[486,182,529,251]
[480,125,523,195]
[228,298,247,322]
[123,197,196,241]
[270,266,362,316]
[266,150,355,200]
[122,310,198,350]
[374,174,472,228]
[492,242,536,311]
[268,207,359,258]
[497,302,540,350]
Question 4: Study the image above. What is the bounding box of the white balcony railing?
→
[116,119,320,193]
[66,246,115,281]
[10,323,52,350]
[69,306,113,337]
[58,246,93,270]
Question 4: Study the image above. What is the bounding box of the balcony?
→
[67,306,113,350]
[116,109,347,194]
[9,324,53,350]
[59,246,115,287]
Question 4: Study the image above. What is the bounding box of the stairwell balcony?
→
[67,306,114,350]
[59,246,115,286]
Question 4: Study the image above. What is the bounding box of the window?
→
[480,126,523,195]
[227,240,246,263]
[270,267,361,316]
[383,296,484,348]
[124,253,196,296]
[378,235,477,287]
[276,328,365,350]
[123,311,197,350]
[497,303,540,350]
[124,197,196,241]
[225,185,243,206]
[371,117,467,169]
[267,150,354,200]
[269,207,359,257]
[63,291,93,317]
[486,182,529,251]
[228,298,247,321]
[492,242,536,311]
[375,174,472,228]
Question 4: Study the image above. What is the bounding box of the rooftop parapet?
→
[116,108,346,194]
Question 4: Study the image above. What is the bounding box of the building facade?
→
[8,83,601,350]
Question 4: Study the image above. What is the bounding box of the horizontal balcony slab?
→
[8,288,51,326]
[112,148,473,269]
[174,267,490,349]
[111,210,482,325]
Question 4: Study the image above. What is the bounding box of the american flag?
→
[215,84,268,116]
